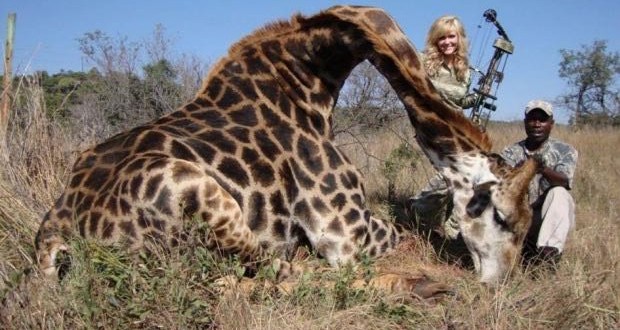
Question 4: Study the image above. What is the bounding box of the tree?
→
[558,40,620,126]
[334,61,404,135]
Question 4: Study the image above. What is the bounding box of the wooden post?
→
[1,13,16,138]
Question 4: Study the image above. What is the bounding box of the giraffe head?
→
[446,155,538,285]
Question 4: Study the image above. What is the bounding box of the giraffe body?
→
[36,6,536,286]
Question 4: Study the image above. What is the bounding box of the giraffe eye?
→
[466,187,492,218]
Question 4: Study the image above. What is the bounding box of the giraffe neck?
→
[189,14,367,139]
[326,6,496,186]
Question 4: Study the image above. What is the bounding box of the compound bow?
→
[469,9,514,129]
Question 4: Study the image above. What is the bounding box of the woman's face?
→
[436,30,459,56]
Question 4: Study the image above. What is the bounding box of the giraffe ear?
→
[503,158,538,197]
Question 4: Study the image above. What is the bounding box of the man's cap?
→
[524,99,553,116]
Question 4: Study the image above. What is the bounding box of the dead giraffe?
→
[35,6,536,291]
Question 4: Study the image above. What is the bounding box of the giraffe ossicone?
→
[35,6,536,292]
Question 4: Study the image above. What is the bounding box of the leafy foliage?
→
[558,40,620,126]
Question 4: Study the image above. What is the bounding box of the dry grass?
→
[0,81,618,329]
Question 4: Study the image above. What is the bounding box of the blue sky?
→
[2,0,619,123]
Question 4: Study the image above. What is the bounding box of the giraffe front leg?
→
[184,171,296,282]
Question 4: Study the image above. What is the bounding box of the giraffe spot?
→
[269,191,290,216]
[290,160,314,189]
[229,76,259,100]
[375,228,387,242]
[101,150,130,165]
[260,103,280,127]
[125,158,147,174]
[194,97,213,107]
[154,116,174,125]
[171,161,202,182]
[89,212,102,236]
[250,161,275,187]
[368,246,377,257]
[69,172,86,189]
[102,220,115,239]
[119,198,131,215]
[241,147,259,163]
[198,131,237,154]
[320,173,337,195]
[322,142,344,170]
[271,124,295,152]
[206,77,223,99]
[351,194,363,208]
[344,208,361,225]
[78,215,87,236]
[346,171,359,188]
[218,157,250,188]
[352,225,367,242]
[158,125,185,136]
[136,131,167,153]
[248,192,267,231]
[297,135,323,175]
[294,107,312,134]
[278,91,292,117]
[146,158,169,172]
[170,141,197,162]
[380,241,389,254]
[181,187,199,217]
[171,119,203,133]
[339,172,354,190]
[294,200,316,231]
[365,10,398,37]
[184,103,200,111]
[328,217,344,235]
[144,230,165,245]
[191,110,229,128]
[106,197,119,217]
[260,39,283,61]
[213,216,230,229]
[226,126,250,143]
[93,130,137,154]
[255,129,281,161]
[155,187,173,216]
[84,168,111,190]
[186,139,216,164]
[244,48,270,75]
[145,174,164,200]
[342,243,354,255]
[119,221,137,238]
[311,197,329,216]
[279,161,299,203]
[271,219,287,240]
[256,79,280,105]
[215,87,243,109]
[229,105,258,127]
[130,175,143,200]
[330,193,346,211]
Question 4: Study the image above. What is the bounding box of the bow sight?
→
[470,9,514,130]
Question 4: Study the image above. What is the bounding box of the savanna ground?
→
[0,77,618,329]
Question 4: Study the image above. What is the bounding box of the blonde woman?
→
[410,16,479,240]
[422,15,477,110]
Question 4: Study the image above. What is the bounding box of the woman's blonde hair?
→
[424,15,469,82]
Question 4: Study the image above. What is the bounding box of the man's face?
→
[524,109,554,144]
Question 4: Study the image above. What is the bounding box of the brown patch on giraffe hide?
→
[364,9,397,35]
